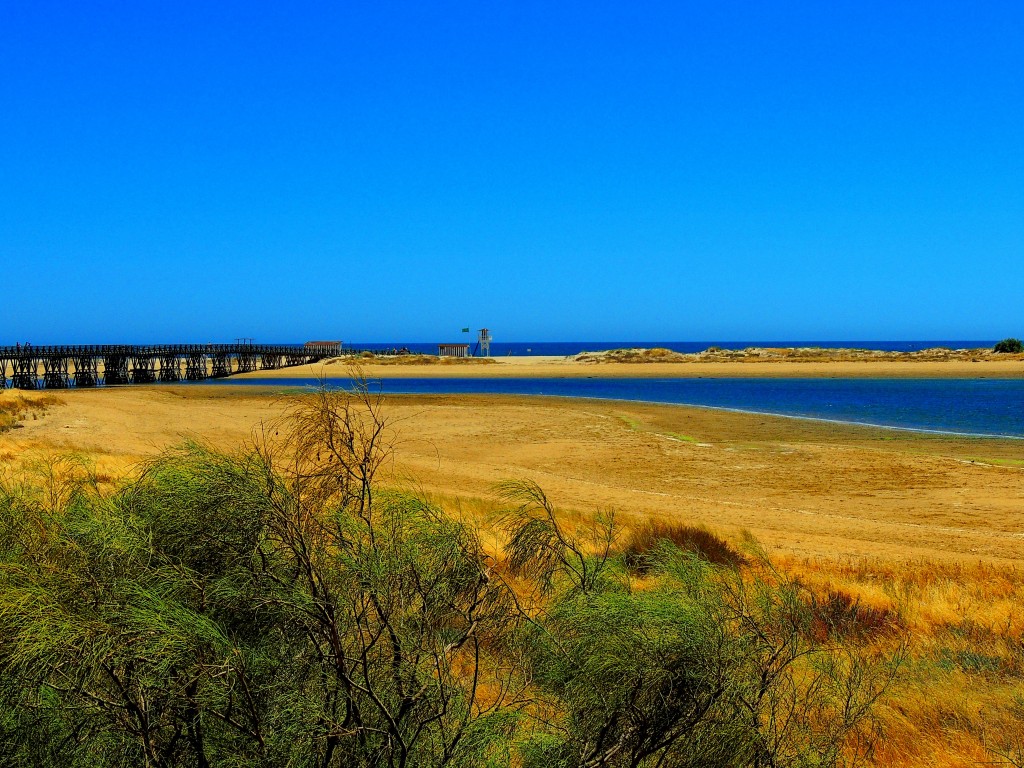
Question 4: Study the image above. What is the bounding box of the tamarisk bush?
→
[0,385,899,767]
[0,385,521,767]
[501,481,902,768]
[993,338,1023,353]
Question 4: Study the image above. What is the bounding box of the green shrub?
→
[501,481,900,768]
[0,388,900,767]
[993,338,1023,353]
[0,389,520,767]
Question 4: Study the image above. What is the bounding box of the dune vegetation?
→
[0,393,63,434]
[0,385,1021,767]
[572,346,1024,364]
[324,353,497,366]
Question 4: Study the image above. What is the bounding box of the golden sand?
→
[235,354,1024,380]
[4,385,1021,566]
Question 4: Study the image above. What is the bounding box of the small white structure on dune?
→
[478,328,492,357]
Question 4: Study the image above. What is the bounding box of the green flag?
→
[461,327,470,333]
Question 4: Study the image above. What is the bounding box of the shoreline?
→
[234,354,1024,380]
[207,385,1024,441]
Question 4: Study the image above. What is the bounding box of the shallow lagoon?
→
[213,377,1024,439]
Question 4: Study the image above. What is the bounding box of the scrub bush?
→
[502,484,900,768]
[0,386,898,767]
[621,519,746,573]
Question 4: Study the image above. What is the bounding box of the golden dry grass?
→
[0,391,65,434]
[324,353,498,366]
[574,345,1024,364]
[775,556,1024,767]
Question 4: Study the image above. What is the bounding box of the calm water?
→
[219,377,1024,439]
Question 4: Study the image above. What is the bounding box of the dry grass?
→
[575,347,689,363]
[482,507,1024,766]
[803,587,903,642]
[573,346,1024,364]
[0,392,64,433]
[324,353,497,366]
[621,519,746,571]
[774,555,1024,767]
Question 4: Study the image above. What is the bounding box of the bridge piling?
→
[185,352,208,381]
[12,356,38,389]
[0,343,332,390]
[159,353,181,382]
[210,352,230,378]
[131,355,156,384]
[73,355,99,387]
[104,353,130,386]
[237,351,257,373]
[42,356,70,389]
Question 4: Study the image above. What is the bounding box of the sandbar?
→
[234,354,1024,380]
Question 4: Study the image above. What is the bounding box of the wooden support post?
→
[42,355,71,389]
[210,353,230,378]
[130,355,156,384]
[104,354,130,385]
[73,355,99,387]
[237,351,257,373]
[159,354,181,382]
[185,352,208,380]
[12,354,37,389]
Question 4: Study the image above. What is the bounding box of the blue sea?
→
[220,376,1024,439]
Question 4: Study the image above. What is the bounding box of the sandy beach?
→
[5,385,1022,566]
[235,353,1024,380]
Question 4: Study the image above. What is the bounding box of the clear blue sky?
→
[2,1,1021,343]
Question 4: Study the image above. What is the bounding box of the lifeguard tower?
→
[478,328,492,357]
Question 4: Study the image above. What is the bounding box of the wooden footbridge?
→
[0,343,340,390]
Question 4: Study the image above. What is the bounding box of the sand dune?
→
[235,350,1024,380]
